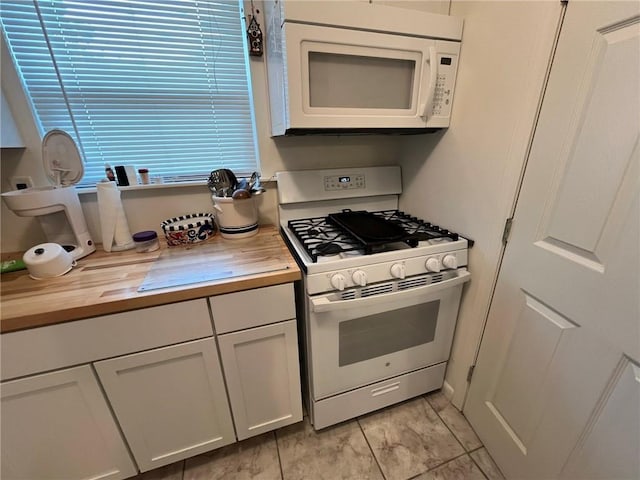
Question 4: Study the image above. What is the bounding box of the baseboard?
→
[442,379,454,401]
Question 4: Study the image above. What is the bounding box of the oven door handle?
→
[311,269,470,313]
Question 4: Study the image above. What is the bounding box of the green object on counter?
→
[1,259,27,273]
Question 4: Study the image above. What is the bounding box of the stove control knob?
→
[330,273,346,291]
[425,257,442,273]
[442,254,458,270]
[352,270,368,287]
[390,263,406,279]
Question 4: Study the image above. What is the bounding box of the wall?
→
[0,1,409,252]
[1,0,454,251]
[0,0,559,414]
[399,1,563,407]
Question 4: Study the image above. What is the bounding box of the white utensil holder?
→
[212,196,259,239]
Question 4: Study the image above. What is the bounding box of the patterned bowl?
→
[161,213,216,246]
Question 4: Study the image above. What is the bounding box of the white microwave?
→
[264,1,463,136]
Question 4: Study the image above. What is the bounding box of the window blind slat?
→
[1,0,259,186]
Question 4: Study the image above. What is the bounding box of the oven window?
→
[338,300,439,366]
[308,52,414,109]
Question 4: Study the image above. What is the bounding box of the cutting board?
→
[138,240,290,292]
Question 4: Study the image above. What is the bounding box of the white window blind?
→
[1,0,259,187]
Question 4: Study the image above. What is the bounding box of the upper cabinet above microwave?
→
[263,1,463,136]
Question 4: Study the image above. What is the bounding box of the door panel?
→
[218,320,302,440]
[546,17,639,252]
[465,2,640,478]
[490,294,578,450]
[95,338,236,472]
[1,365,136,480]
[561,359,640,479]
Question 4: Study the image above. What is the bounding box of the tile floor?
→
[132,390,504,480]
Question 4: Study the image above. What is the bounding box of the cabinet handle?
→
[311,269,470,313]
[420,47,438,120]
[371,382,400,397]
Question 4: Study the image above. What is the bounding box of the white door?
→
[95,338,236,472]
[218,320,302,440]
[464,2,639,479]
[1,365,137,480]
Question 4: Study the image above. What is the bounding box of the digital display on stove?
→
[324,174,365,191]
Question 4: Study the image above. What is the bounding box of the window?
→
[1,0,259,187]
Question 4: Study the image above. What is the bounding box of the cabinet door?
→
[218,320,303,440]
[1,365,137,480]
[94,338,235,472]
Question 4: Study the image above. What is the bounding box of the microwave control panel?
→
[432,54,458,118]
[324,174,365,191]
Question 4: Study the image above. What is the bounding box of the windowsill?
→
[76,180,208,195]
[76,178,275,195]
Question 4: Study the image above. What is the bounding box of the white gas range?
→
[277,166,471,429]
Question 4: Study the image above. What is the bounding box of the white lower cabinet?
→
[1,288,302,478]
[94,337,236,472]
[218,319,303,440]
[0,365,137,480]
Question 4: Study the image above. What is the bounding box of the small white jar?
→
[132,230,160,252]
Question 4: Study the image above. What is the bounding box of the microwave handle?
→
[311,269,470,313]
[419,47,438,120]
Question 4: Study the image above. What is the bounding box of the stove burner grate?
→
[370,210,459,242]
[288,209,461,262]
[287,216,363,262]
[315,242,343,256]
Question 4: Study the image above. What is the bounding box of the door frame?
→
[461,3,568,410]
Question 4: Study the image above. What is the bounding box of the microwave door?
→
[285,23,435,129]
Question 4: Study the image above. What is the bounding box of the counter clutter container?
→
[132,230,159,252]
[161,213,216,246]
[23,242,76,280]
[212,196,259,239]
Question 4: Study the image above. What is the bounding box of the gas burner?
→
[288,216,363,261]
[287,209,465,263]
[316,242,342,255]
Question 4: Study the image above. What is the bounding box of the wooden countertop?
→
[0,226,301,333]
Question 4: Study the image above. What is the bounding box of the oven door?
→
[307,269,470,400]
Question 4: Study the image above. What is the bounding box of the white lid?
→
[42,129,84,186]
[23,242,66,265]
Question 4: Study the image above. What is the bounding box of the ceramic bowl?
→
[161,213,216,246]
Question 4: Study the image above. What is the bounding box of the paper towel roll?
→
[97,181,135,252]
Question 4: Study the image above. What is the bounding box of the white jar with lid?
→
[132,231,160,252]
[23,243,76,280]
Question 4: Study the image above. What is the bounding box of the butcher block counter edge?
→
[0,226,301,333]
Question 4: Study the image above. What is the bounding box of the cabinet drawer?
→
[210,283,295,334]
[1,299,213,381]
[312,362,447,430]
